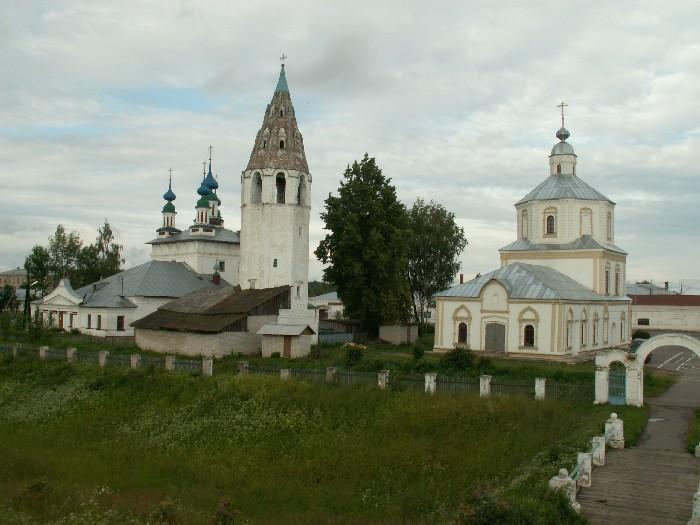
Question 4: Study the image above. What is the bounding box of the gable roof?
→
[516,174,613,206]
[436,262,628,302]
[499,235,627,255]
[258,323,316,336]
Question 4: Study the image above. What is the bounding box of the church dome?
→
[197,179,210,196]
[196,196,210,208]
[556,126,570,141]
[208,192,221,204]
[204,162,219,190]
[162,202,175,213]
[163,187,176,202]
[551,141,575,155]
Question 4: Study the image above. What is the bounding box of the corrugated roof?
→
[626,283,676,295]
[132,310,244,333]
[74,261,213,307]
[257,323,316,336]
[500,235,627,255]
[436,262,629,302]
[147,227,240,245]
[310,291,339,301]
[516,174,613,205]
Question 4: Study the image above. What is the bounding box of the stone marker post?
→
[377,370,389,390]
[548,468,580,513]
[202,357,213,377]
[280,368,291,380]
[425,373,437,395]
[237,361,249,375]
[130,354,141,369]
[39,346,48,360]
[66,347,77,363]
[688,483,700,525]
[98,351,109,368]
[594,365,609,404]
[479,375,492,397]
[591,436,606,466]
[576,452,592,488]
[165,356,176,371]
[325,367,337,382]
[535,377,546,400]
[604,413,624,449]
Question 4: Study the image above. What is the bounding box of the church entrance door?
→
[283,336,292,358]
[484,323,505,352]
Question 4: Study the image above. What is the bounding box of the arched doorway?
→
[608,362,626,405]
[484,322,505,353]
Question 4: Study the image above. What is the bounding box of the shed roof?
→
[436,262,628,302]
[257,323,316,336]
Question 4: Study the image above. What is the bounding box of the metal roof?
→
[147,226,240,245]
[435,262,629,302]
[309,291,339,301]
[257,323,316,336]
[73,261,214,307]
[500,235,627,255]
[516,174,613,205]
[0,267,27,276]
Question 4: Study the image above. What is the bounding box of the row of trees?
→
[24,221,125,295]
[316,154,467,334]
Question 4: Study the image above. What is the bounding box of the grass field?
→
[0,355,648,524]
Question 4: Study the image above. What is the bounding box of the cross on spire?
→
[280,53,287,69]
[557,101,568,127]
[208,144,213,162]
[202,161,206,176]
[168,168,172,187]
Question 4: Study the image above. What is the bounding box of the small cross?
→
[280,53,287,66]
[557,101,568,127]
[208,144,213,162]
[168,168,172,184]
[202,161,206,176]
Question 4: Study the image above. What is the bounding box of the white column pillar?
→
[689,484,700,525]
[548,469,581,513]
[280,368,291,380]
[237,361,249,375]
[202,357,213,377]
[39,346,48,360]
[377,370,389,390]
[594,365,609,404]
[605,413,624,449]
[425,373,437,395]
[480,375,492,397]
[98,351,109,368]
[535,377,546,400]
[326,367,337,382]
[576,452,592,488]
[130,354,141,369]
[626,365,643,407]
[591,436,606,466]
[66,347,76,363]
[165,356,176,371]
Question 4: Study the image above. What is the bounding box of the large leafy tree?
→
[315,154,411,334]
[48,224,82,285]
[24,245,51,295]
[93,220,124,282]
[406,198,468,324]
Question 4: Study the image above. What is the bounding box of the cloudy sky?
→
[1,1,699,291]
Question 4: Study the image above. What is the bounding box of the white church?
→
[36,64,317,352]
[433,113,631,359]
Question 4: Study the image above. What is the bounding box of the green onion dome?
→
[196,196,210,208]
[162,201,176,213]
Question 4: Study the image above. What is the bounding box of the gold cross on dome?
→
[557,101,568,127]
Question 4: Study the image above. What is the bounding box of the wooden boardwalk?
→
[578,448,698,524]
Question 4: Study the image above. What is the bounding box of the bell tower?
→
[239,63,311,309]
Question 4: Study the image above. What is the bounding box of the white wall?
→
[151,241,241,285]
[135,328,261,357]
[632,305,700,333]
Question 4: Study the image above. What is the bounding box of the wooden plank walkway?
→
[578,448,698,524]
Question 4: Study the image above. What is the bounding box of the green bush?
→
[441,347,474,371]
[412,345,425,360]
[344,345,363,366]
[270,352,280,359]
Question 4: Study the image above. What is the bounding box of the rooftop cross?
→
[202,161,206,176]
[168,168,172,186]
[557,101,568,127]
[280,53,287,68]
[208,144,213,162]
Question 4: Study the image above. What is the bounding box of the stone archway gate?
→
[594,334,700,407]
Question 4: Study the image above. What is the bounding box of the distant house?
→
[630,294,700,333]
[0,267,27,290]
[309,291,344,320]
[132,284,313,358]
[33,261,215,337]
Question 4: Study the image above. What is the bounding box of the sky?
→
[1,1,699,292]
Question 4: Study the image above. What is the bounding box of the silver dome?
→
[551,141,575,155]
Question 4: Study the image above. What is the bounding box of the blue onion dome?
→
[163,187,176,202]
[197,177,210,196]
[162,201,175,213]
[196,196,210,208]
[556,126,570,141]
[204,161,219,190]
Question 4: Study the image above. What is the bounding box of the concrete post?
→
[688,484,700,525]
[39,346,49,360]
[425,373,437,395]
[237,361,249,375]
[325,366,337,382]
[130,354,141,369]
[695,443,700,458]
[625,365,643,407]
[12,344,18,358]
[202,357,213,377]
[605,413,625,449]
[98,351,109,368]
[479,375,492,397]
[280,368,292,380]
[165,356,176,371]
[66,347,76,363]
[594,365,609,404]
[377,370,389,390]
[548,468,580,513]
[535,377,546,400]
[576,452,592,488]
[591,436,606,466]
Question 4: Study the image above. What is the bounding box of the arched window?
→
[620,313,626,341]
[279,140,285,150]
[279,109,283,117]
[276,173,286,203]
[580,310,588,347]
[593,312,599,345]
[251,173,262,204]
[458,322,468,344]
[546,215,555,235]
[614,266,620,296]
[566,309,574,349]
[606,211,613,241]
[523,325,535,347]
[556,163,561,174]
[603,308,610,343]
[262,140,267,149]
[605,263,611,295]
[521,210,528,239]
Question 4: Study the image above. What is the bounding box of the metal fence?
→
[436,374,479,394]
[318,332,353,345]
[290,367,326,382]
[140,356,165,370]
[491,379,534,398]
[106,353,131,368]
[173,358,202,374]
[76,351,100,365]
